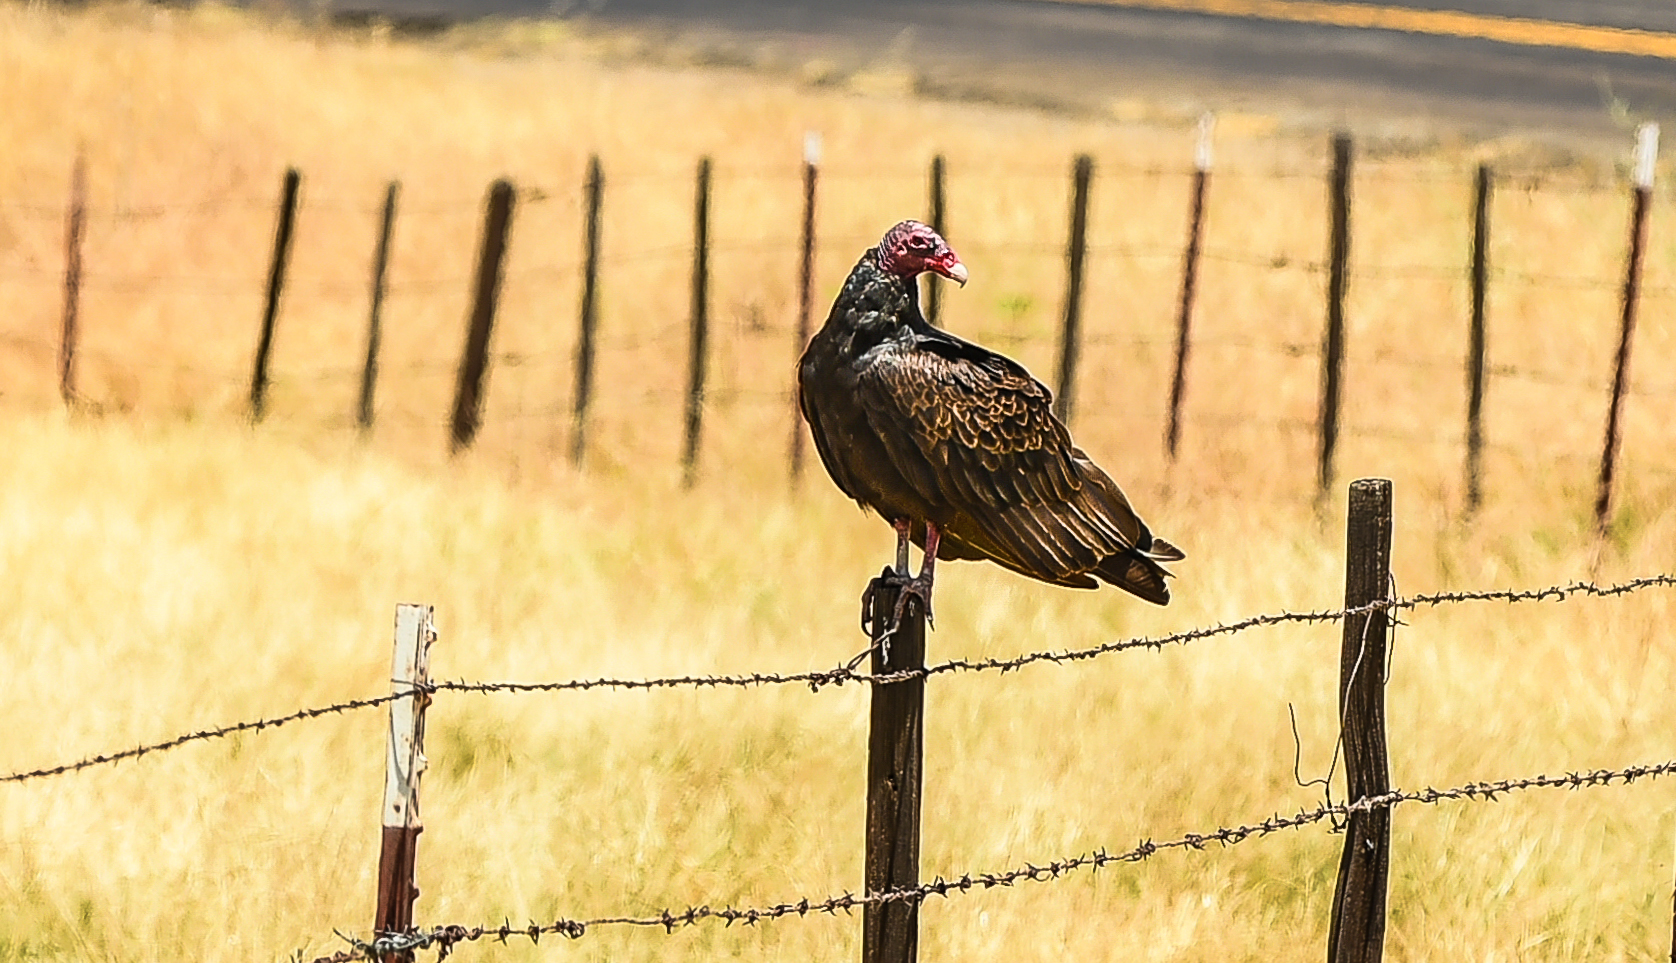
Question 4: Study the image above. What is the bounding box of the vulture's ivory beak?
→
[938,260,969,287]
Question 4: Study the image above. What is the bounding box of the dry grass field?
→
[2,3,1676,961]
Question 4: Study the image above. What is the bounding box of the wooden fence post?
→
[1596,122,1659,535]
[359,181,398,434]
[790,133,821,483]
[1464,164,1491,516]
[59,151,86,407]
[251,167,301,423]
[374,603,435,961]
[862,568,926,963]
[1318,134,1353,506]
[1328,477,1393,963]
[572,155,603,466]
[1166,115,1213,461]
[926,155,946,327]
[449,179,515,456]
[681,156,712,489]
[1053,154,1093,425]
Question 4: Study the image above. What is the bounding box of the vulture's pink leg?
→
[893,518,913,575]
[862,519,920,637]
[891,520,939,630]
[919,521,941,586]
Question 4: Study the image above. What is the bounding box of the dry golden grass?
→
[2,3,1676,961]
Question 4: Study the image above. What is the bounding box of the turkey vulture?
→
[797,220,1183,623]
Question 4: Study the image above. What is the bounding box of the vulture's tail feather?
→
[1145,536,1186,563]
[1093,550,1173,605]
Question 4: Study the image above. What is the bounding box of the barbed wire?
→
[301,757,1676,962]
[412,575,1676,696]
[0,688,419,785]
[6,575,1672,787]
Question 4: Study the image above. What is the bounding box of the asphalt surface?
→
[332,0,1676,140]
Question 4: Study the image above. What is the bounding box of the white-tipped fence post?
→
[1596,122,1659,535]
[374,603,436,959]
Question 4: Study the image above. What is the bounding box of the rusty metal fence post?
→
[572,156,604,466]
[1328,478,1393,963]
[59,152,86,407]
[1596,122,1659,535]
[681,157,712,489]
[359,181,399,434]
[251,167,301,423]
[790,133,820,483]
[1317,134,1353,507]
[1053,154,1093,425]
[1166,115,1213,461]
[374,603,435,961]
[1463,164,1490,516]
[449,179,515,456]
[926,155,946,327]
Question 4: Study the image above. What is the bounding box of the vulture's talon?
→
[860,567,933,645]
[890,575,934,632]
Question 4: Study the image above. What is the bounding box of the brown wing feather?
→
[854,338,1178,602]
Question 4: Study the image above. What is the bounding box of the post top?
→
[1634,122,1659,189]
[1195,113,1215,171]
[1348,477,1393,499]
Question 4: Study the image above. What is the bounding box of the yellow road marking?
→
[1049,0,1676,60]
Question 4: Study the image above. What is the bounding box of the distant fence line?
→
[3,123,1670,517]
[6,482,1676,960]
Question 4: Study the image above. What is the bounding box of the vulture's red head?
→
[877,220,969,286]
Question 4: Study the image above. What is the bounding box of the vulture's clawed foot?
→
[860,566,935,645]
[890,573,935,631]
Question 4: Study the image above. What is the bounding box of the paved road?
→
[343,0,1676,140]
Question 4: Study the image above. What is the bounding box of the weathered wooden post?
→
[1595,122,1659,535]
[1328,478,1393,963]
[359,181,399,434]
[1317,134,1353,506]
[1166,115,1214,461]
[925,155,946,327]
[59,151,86,407]
[373,603,435,961]
[572,155,604,466]
[861,563,927,963]
[1463,164,1491,516]
[251,167,301,423]
[790,133,821,483]
[448,179,515,456]
[1053,154,1093,425]
[681,157,712,489]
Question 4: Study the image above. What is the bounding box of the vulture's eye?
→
[906,237,933,253]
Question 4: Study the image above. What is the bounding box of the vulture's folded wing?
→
[852,336,1169,590]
